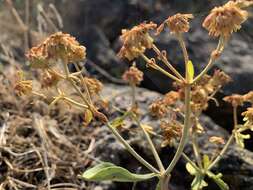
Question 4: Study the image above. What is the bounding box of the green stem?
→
[182,152,201,173]
[208,106,237,170]
[207,134,234,170]
[164,83,191,175]
[132,114,165,173]
[106,122,160,174]
[164,33,192,176]
[141,54,182,83]
[192,133,203,170]
[193,37,225,83]
[152,44,185,81]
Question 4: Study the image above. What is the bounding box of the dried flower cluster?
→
[203,1,248,38]
[26,32,86,68]
[84,77,103,95]
[122,64,144,85]
[118,22,156,61]
[149,91,179,118]
[160,121,182,147]
[157,13,194,34]
[14,71,33,96]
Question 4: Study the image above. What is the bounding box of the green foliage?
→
[82,162,158,182]
[187,60,194,82]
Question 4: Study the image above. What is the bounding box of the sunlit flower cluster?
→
[118,22,157,61]
[203,1,248,38]
[26,32,86,68]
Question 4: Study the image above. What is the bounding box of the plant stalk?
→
[106,122,160,174]
[132,114,165,173]
[164,84,191,175]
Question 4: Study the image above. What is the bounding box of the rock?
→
[93,84,253,190]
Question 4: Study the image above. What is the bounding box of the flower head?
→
[118,22,157,61]
[203,1,248,38]
[242,107,253,124]
[84,77,103,95]
[157,13,193,34]
[160,121,182,147]
[14,71,32,96]
[26,32,86,68]
[223,94,244,107]
[122,64,143,85]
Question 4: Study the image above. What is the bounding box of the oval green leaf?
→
[82,162,157,182]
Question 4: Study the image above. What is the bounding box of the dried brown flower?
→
[223,94,244,107]
[84,77,103,95]
[149,99,168,118]
[163,91,180,105]
[14,71,32,96]
[26,32,86,68]
[160,121,182,147]
[122,64,144,85]
[209,136,225,145]
[243,91,253,103]
[41,70,61,88]
[203,1,248,38]
[118,22,157,61]
[157,13,193,34]
[210,70,232,88]
[242,107,253,123]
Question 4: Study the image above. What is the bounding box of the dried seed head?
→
[14,71,33,96]
[122,64,144,85]
[149,99,168,118]
[163,91,180,105]
[160,121,182,147]
[243,91,253,104]
[223,94,244,107]
[210,70,232,88]
[242,107,253,123]
[84,77,103,95]
[41,70,61,88]
[203,1,248,38]
[26,32,86,68]
[157,13,193,34]
[209,136,225,145]
[118,22,157,61]
[232,0,253,8]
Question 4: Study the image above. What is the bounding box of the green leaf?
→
[191,174,208,190]
[186,162,197,175]
[203,155,210,169]
[187,60,194,82]
[82,162,157,182]
[207,172,229,190]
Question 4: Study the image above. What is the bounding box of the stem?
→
[62,59,92,109]
[152,44,184,81]
[193,37,225,83]
[207,134,234,170]
[177,34,189,79]
[164,33,192,176]
[141,54,182,83]
[182,152,201,173]
[164,84,191,175]
[160,174,170,190]
[132,114,165,173]
[192,133,203,170]
[73,63,93,104]
[131,84,136,109]
[63,97,88,109]
[106,122,160,174]
[207,106,237,170]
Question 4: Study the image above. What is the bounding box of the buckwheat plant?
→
[17,1,253,190]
